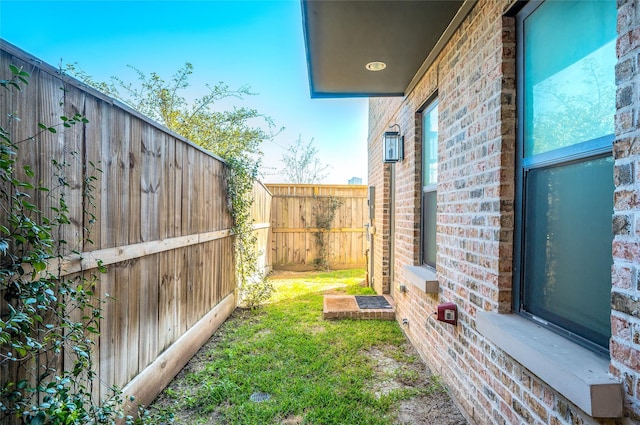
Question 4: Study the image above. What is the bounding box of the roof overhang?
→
[301,0,477,98]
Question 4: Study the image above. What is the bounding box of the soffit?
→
[301,0,470,98]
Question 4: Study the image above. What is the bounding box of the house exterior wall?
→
[368,0,640,423]
[613,0,640,418]
[369,96,402,295]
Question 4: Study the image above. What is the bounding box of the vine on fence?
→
[312,196,343,270]
[225,157,273,309]
[0,65,167,424]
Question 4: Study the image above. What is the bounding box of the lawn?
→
[147,269,465,425]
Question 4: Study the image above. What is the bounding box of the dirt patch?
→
[365,341,468,425]
[280,415,304,424]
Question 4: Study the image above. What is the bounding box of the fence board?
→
[177,247,188,335]
[129,117,142,245]
[173,141,184,237]
[83,96,106,250]
[126,259,141,384]
[96,266,113,401]
[37,71,64,252]
[61,87,85,254]
[161,250,178,350]
[140,124,161,242]
[138,254,159,371]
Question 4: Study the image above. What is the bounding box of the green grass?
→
[150,269,417,425]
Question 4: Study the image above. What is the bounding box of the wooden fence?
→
[267,184,367,269]
[252,180,273,274]
[0,40,367,422]
[0,41,272,414]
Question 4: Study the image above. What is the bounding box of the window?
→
[515,0,616,352]
[422,99,438,268]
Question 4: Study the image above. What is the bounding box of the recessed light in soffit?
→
[365,61,387,71]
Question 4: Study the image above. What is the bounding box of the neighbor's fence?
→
[0,41,271,411]
[267,184,367,269]
[252,180,273,274]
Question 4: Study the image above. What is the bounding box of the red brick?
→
[611,339,632,364]
[612,315,633,340]
[368,0,640,421]
[613,240,640,262]
[612,264,634,290]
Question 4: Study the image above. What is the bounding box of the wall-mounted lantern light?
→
[383,124,403,163]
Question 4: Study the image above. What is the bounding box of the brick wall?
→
[368,0,640,423]
[612,0,640,418]
[368,97,402,295]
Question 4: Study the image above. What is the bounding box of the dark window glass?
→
[523,156,614,348]
[422,190,437,267]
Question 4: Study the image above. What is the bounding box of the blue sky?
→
[0,0,369,184]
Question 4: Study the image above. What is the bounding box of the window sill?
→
[476,312,623,418]
[402,265,438,293]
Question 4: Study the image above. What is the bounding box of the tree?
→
[280,135,330,184]
[67,62,278,162]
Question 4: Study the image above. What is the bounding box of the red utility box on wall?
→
[436,302,458,326]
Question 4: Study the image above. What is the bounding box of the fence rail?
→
[267,184,367,269]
